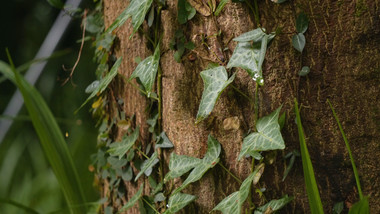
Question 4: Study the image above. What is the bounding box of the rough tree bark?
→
[102,0,380,213]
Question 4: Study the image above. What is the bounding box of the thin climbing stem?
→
[142,197,160,214]
[254,82,259,129]
[245,0,260,27]
[136,147,149,159]
[218,162,242,184]
[231,84,254,104]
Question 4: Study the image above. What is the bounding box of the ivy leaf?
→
[296,12,309,34]
[77,58,121,113]
[214,0,228,16]
[164,153,202,182]
[292,33,305,52]
[171,135,221,194]
[238,106,285,160]
[227,34,272,86]
[135,152,159,181]
[213,169,258,214]
[271,0,287,3]
[154,193,166,203]
[106,0,153,38]
[298,66,310,76]
[233,28,266,42]
[85,80,100,93]
[118,184,144,213]
[163,193,197,214]
[254,195,294,214]
[122,165,133,181]
[107,156,128,169]
[155,132,174,149]
[195,66,235,124]
[178,0,196,24]
[108,127,139,159]
[130,44,160,97]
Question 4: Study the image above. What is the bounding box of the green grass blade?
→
[294,98,324,214]
[0,198,39,214]
[2,52,86,214]
[327,99,363,200]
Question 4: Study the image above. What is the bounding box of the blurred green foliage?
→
[0,0,99,213]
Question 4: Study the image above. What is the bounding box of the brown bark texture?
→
[102,0,380,213]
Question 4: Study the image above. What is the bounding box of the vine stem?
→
[142,197,160,214]
[231,84,254,105]
[119,75,159,101]
[136,146,149,159]
[218,162,242,184]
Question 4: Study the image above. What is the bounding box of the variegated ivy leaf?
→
[130,44,160,97]
[76,57,122,113]
[254,194,293,214]
[213,169,258,214]
[170,135,221,195]
[228,33,273,86]
[135,152,159,181]
[163,193,197,214]
[106,0,153,38]
[195,66,235,124]
[238,106,285,160]
[107,127,139,159]
[118,184,144,214]
[233,28,266,42]
[164,153,202,182]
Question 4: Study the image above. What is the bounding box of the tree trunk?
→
[101,0,380,213]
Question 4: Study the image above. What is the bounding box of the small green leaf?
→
[108,127,139,159]
[271,0,287,3]
[188,7,196,20]
[213,168,260,214]
[118,184,144,213]
[214,0,228,16]
[46,0,64,9]
[135,152,159,181]
[195,66,235,124]
[155,132,174,149]
[333,202,344,214]
[233,28,266,42]
[184,41,195,50]
[292,33,306,52]
[171,135,221,194]
[178,0,196,24]
[299,66,310,76]
[238,106,285,160]
[77,57,122,113]
[296,12,309,34]
[253,195,294,214]
[130,44,160,96]
[85,80,100,93]
[163,193,197,214]
[122,165,133,181]
[147,6,155,27]
[154,193,166,203]
[279,112,286,130]
[105,0,153,38]
[107,156,128,169]
[348,197,369,214]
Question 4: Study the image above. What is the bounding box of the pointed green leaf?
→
[296,12,309,34]
[135,152,159,181]
[155,132,174,149]
[164,153,202,182]
[294,99,324,214]
[1,58,86,213]
[130,44,160,96]
[163,193,197,214]
[333,202,344,214]
[106,0,153,37]
[257,34,269,74]
[299,66,310,76]
[77,57,122,113]
[348,198,369,214]
[254,195,294,214]
[118,184,144,213]
[214,0,228,16]
[154,193,166,203]
[213,169,257,214]
[238,106,285,160]
[108,127,139,159]
[292,33,306,52]
[195,66,235,124]
[271,0,287,3]
[233,28,266,42]
[172,135,221,194]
